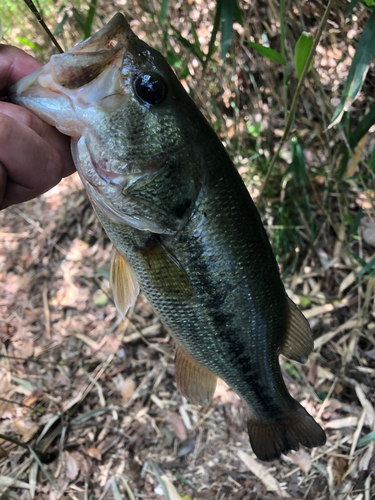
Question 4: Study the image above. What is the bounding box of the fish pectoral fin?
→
[280,297,314,363]
[137,239,194,304]
[110,247,140,319]
[247,403,326,462]
[175,347,217,406]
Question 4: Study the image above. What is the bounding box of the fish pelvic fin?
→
[137,237,194,304]
[175,347,217,406]
[110,247,140,319]
[247,403,326,462]
[280,297,314,363]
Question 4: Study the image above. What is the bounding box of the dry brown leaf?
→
[65,451,79,481]
[14,419,39,442]
[237,449,290,498]
[120,376,135,402]
[87,447,102,460]
[23,388,45,408]
[213,378,240,405]
[168,411,187,440]
[13,338,34,358]
[325,416,358,429]
[291,448,311,474]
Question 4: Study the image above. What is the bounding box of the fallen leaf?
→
[120,376,135,402]
[160,475,183,499]
[168,411,187,440]
[87,446,102,460]
[14,419,39,442]
[291,448,311,474]
[325,416,358,429]
[237,449,290,498]
[65,451,79,481]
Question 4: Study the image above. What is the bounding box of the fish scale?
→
[10,13,326,461]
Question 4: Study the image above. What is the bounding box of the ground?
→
[0,0,375,499]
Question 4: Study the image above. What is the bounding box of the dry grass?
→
[0,0,374,499]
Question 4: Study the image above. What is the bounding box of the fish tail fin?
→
[247,403,326,462]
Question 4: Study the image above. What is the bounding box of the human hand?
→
[0,45,76,209]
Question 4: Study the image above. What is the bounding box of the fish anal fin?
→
[175,347,217,406]
[280,297,314,363]
[247,403,326,462]
[138,239,194,304]
[110,247,140,319]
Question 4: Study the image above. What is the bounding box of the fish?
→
[10,13,326,461]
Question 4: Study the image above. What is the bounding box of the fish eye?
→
[134,73,166,106]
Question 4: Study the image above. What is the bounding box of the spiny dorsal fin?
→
[110,248,139,319]
[175,347,217,406]
[137,238,194,304]
[279,297,314,363]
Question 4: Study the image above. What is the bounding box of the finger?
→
[0,112,68,208]
[0,102,75,178]
[0,161,7,206]
[0,45,41,95]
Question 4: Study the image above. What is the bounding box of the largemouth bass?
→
[10,13,326,461]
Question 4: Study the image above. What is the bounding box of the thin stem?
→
[258,0,334,201]
[280,0,287,118]
[23,0,64,53]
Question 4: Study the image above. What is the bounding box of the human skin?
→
[0,45,75,209]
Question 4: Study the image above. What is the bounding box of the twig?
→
[258,0,335,201]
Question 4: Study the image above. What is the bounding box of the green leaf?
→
[358,430,375,448]
[15,36,43,54]
[72,7,85,32]
[330,10,375,127]
[0,18,2,42]
[190,22,205,61]
[290,137,307,184]
[357,256,375,276]
[246,41,286,65]
[204,0,222,69]
[294,32,314,80]
[221,0,234,58]
[84,0,97,38]
[53,11,69,36]
[349,107,375,148]
[347,0,362,17]
[233,0,243,25]
[171,26,204,63]
[159,0,169,24]
[369,146,375,171]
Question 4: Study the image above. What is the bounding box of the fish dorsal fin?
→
[137,238,194,304]
[110,248,140,319]
[175,347,217,406]
[279,297,314,363]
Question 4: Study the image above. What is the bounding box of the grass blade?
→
[357,430,375,448]
[83,0,97,38]
[204,0,222,69]
[221,0,234,58]
[349,106,375,148]
[159,0,169,25]
[246,41,286,65]
[28,446,59,492]
[53,11,69,37]
[330,10,375,127]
